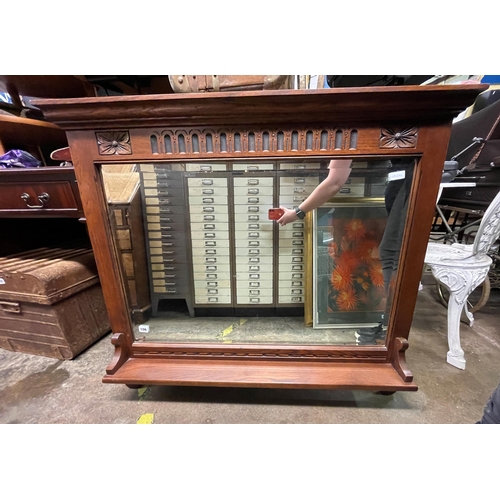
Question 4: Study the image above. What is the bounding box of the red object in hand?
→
[268,208,284,220]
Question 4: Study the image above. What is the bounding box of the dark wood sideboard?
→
[35,85,486,392]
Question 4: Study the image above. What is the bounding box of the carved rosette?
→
[96,131,132,155]
[380,127,418,149]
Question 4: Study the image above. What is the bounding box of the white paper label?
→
[388,170,405,181]
[138,325,150,333]
[0,278,5,285]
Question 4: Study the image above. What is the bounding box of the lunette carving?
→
[380,126,418,148]
[148,127,358,156]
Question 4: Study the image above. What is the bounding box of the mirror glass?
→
[101,158,415,346]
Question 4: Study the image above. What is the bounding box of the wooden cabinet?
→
[35,85,486,392]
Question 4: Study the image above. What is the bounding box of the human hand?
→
[277,207,298,226]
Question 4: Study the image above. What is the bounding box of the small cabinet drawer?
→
[0,181,79,213]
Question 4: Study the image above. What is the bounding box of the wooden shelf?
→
[103,357,419,391]
[0,114,66,145]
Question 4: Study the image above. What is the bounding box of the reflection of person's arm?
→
[299,159,352,213]
[278,159,352,225]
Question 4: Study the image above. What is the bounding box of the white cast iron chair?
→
[425,189,500,369]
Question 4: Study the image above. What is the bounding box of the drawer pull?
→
[202,189,214,195]
[294,178,305,183]
[248,197,259,204]
[20,192,50,209]
[202,198,214,204]
[248,224,259,230]
[248,179,259,185]
[204,224,215,230]
[202,179,213,185]
[0,300,21,314]
[203,215,215,221]
[249,266,260,271]
[248,189,259,195]
[248,215,259,221]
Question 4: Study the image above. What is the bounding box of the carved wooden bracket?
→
[392,337,413,382]
[105,333,131,375]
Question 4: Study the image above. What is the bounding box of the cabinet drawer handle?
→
[202,179,213,185]
[20,192,50,209]
[248,189,259,195]
[248,179,259,185]
[0,301,21,314]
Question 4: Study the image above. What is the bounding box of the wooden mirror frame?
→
[35,85,486,392]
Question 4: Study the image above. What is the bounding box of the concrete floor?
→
[1,270,499,424]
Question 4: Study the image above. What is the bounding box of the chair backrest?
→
[473,189,500,257]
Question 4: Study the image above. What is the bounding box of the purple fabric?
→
[0,150,41,168]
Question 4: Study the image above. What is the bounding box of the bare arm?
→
[277,159,353,225]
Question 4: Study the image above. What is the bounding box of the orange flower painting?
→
[345,219,367,242]
[325,211,387,314]
[336,288,358,311]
